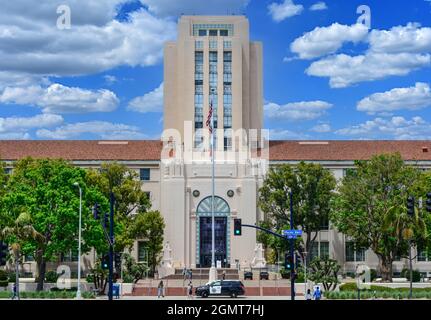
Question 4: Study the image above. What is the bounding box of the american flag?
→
[206,100,213,133]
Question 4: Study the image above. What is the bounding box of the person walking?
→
[187,281,193,299]
[11,283,17,300]
[305,289,312,301]
[313,287,322,300]
[157,280,165,298]
[222,270,226,280]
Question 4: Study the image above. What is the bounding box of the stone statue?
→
[157,242,175,278]
[251,243,266,268]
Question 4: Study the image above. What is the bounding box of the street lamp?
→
[73,182,82,299]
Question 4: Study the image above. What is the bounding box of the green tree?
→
[308,256,340,291]
[259,162,336,262]
[2,158,108,291]
[128,211,165,275]
[331,153,427,282]
[1,212,44,298]
[86,162,151,251]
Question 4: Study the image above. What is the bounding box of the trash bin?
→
[113,283,120,299]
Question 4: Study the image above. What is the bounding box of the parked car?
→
[259,271,269,280]
[195,280,245,298]
[244,270,253,280]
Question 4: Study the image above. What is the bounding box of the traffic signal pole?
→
[289,191,295,301]
[108,191,115,301]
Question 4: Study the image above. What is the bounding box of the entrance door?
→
[199,217,227,267]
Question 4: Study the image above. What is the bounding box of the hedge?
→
[339,283,431,293]
[326,290,431,300]
[0,290,96,299]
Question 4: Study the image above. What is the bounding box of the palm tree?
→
[1,212,44,299]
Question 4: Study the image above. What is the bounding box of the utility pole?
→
[289,190,295,301]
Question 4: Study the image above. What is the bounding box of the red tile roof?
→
[0,140,430,162]
[0,140,163,161]
[268,140,431,161]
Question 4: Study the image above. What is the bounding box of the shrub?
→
[8,272,16,283]
[0,270,8,287]
[45,271,59,283]
[86,273,94,283]
[122,274,134,284]
[370,269,378,282]
[339,283,357,291]
[82,291,96,299]
[401,269,421,282]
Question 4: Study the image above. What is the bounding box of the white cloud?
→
[140,0,250,17]
[128,83,163,113]
[357,82,431,115]
[336,116,431,140]
[36,121,147,140]
[269,129,310,140]
[0,114,63,138]
[265,101,332,121]
[303,23,431,87]
[0,84,119,114]
[290,23,368,59]
[306,53,431,88]
[310,2,328,11]
[0,6,176,77]
[369,23,431,54]
[311,123,331,133]
[268,0,303,22]
[104,75,118,85]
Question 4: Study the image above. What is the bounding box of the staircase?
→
[162,268,239,280]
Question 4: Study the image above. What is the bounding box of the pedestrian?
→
[305,289,312,301]
[187,281,193,299]
[157,280,165,298]
[11,283,17,300]
[313,287,322,300]
[182,267,186,279]
[189,269,193,280]
[222,270,226,280]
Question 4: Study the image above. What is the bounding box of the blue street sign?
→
[282,229,302,239]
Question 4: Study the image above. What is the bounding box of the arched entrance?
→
[196,196,231,268]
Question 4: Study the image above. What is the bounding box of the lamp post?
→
[73,182,82,299]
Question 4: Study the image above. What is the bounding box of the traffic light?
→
[101,254,109,270]
[114,253,121,266]
[426,193,431,214]
[0,241,8,266]
[93,203,101,220]
[234,219,242,236]
[103,212,109,228]
[284,253,293,271]
[407,196,415,216]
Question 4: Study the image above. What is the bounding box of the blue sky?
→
[0,0,430,140]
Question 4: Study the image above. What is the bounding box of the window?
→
[220,30,228,36]
[24,254,34,262]
[4,168,12,175]
[144,192,151,201]
[198,29,207,36]
[61,249,78,262]
[195,40,203,49]
[223,51,232,62]
[223,41,232,49]
[417,247,429,262]
[209,29,218,36]
[320,242,329,259]
[209,40,218,49]
[320,217,329,230]
[310,242,319,261]
[343,168,357,178]
[138,241,148,263]
[345,242,365,262]
[224,115,232,128]
[140,168,150,181]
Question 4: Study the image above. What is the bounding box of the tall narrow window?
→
[195,51,204,148]
[223,51,232,151]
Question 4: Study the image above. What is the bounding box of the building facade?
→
[1,16,431,278]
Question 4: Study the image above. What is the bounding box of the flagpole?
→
[209,92,217,282]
